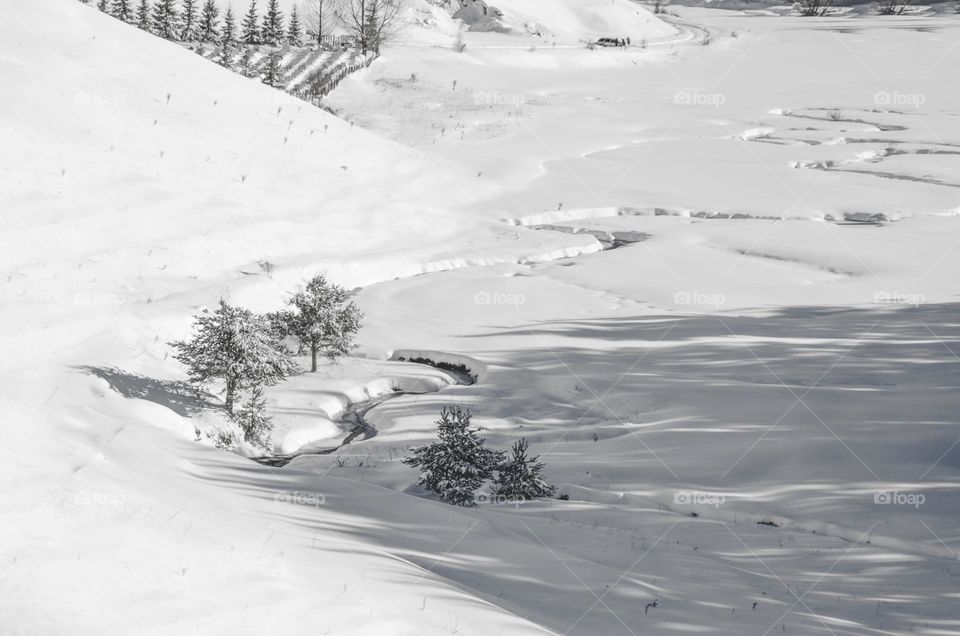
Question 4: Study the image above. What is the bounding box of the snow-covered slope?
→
[0,2,583,634]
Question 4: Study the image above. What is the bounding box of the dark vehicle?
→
[594,37,622,47]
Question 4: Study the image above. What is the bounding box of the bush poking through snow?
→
[170,299,299,415]
[233,385,273,449]
[794,0,833,16]
[274,274,363,372]
[491,439,556,501]
[876,0,912,14]
[403,406,505,507]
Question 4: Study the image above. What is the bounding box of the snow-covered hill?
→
[4,1,960,635]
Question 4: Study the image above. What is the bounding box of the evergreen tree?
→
[136,0,151,29]
[238,48,255,76]
[97,0,109,11]
[260,50,284,87]
[260,0,284,46]
[241,0,260,44]
[199,0,220,41]
[274,274,363,372]
[217,44,234,68]
[151,0,180,39]
[491,439,556,501]
[234,385,273,449]
[222,4,237,44]
[170,299,299,415]
[403,406,506,507]
[111,0,133,21]
[287,5,302,46]
[180,0,200,40]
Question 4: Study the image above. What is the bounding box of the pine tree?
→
[217,44,234,68]
[152,0,180,39]
[260,50,284,87]
[199,0,220,41]
[170,299,299,415]
[238,48,255,76]
[491,439,556,501]
[403,406,506,507]
[111,0,133,21]
[217,44,233,70]
[234,385,273,449]
[241,0,260,44]
[222,5,237,44]
[274,275,363,372]
[136,0,151,29]
[260,0,284,46]
[180,0,200,40]
[97,0,109,11]
[287,5,303,46]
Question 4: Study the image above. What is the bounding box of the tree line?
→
[80,0,405,55]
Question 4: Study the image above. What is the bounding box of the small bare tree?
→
[341,0,405,55]
[795,0,832,16]
[651,0,669,14]
[876,0,912,14]
[302,0,338,46]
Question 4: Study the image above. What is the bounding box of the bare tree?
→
[876,0,912,14]
[341,0,405,55]
[302,0,338,46]
[794,0,832,16]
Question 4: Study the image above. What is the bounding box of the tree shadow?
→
[75,365,219,417]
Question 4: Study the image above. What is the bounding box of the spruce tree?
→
[216,44,234,68]
[238,48,255,76]
[151,0,180,39]
[97,0,109,11]
[170,299,299,415]
[491,439,556,501]
[260,0,284,46]
[260,50,284,87]
[136,0,151,29]
[234,385,273,449]
[180,0,200,40]
[403,406,506,507]
[287,5,303,46]
[199,0,220,41]
[241,0,260,44]
[275,275,363,372]
[222,5,237,44]
[111,0,133,21]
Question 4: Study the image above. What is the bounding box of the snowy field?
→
[2,0,960,634]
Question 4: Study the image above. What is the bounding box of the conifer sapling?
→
[403,406,505,507]
[491,438,556,501]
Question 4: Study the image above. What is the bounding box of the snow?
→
[4,0,960,634]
